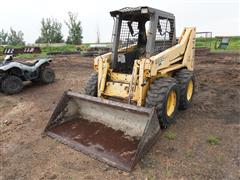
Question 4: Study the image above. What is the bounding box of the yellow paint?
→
[150,27,195,76]
[128,60,139,103]
[137,60,145,106]
[167,90,177,116]
[187,80,193,101]
[109,72,132,83]
[98,59,109,97]
[158,64,185,74]
[93,27,196,106]
[103,82,129,98]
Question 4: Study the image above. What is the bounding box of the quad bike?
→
[44,6,196,171]
[0,55,55,94]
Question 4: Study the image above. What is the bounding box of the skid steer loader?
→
[44,6,196,171]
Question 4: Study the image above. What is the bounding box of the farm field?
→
[0,36,239,60]
[0,52,240,179]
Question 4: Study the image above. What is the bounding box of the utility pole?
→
[97,25,100,44]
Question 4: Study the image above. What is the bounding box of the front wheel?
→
[1,75,23,94]
[145,77,180,128]
[84,73,98,96]
[40,68,55,84]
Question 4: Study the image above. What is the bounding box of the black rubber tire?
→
[0,80,2,92]
[84,73,98,96]
[40,68,55,84]
[31,79,40,83]
[174,69,195,110]
[145,77,180,128]
[1,75,23,94]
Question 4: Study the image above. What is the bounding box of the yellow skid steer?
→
[44,6,196,171]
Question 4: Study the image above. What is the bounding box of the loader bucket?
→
[43,91,160,171]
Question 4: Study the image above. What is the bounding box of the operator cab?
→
[110,7,176,73]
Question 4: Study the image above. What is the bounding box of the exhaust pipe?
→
[43,91,160,171]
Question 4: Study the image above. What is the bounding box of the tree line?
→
[0,12,83,46]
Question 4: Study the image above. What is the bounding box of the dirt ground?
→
[0,53,239,180]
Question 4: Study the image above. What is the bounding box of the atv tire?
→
[174,69,195,110]
[40,68,55,84]
[85,73,98,97]
[31,79,40,83]
[1,75,23,95]
[145,77,180,128]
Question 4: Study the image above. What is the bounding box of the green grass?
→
[164,131,176,140]
[207,135,220,145]
[15,53,47,59]
[227,37,240,50]
[196,36,240,51]
[0,46,4,56]
[1,37,239,60]
[41,44,77,54]
[165,168,172,178]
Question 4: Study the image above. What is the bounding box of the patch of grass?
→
[165,168,172,178]
[196,36,240,51]
[0,46,4,56]
[15,53,41,59]
[227,37,240,50]
[78,44,90,51]
[41,44,77,54]
[196,37,215,49]
[164,131,176,140]
[207,135,220,145]
[186,149,193,157]
[145,174,156,180]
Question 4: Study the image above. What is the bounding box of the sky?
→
[0,0,239,44]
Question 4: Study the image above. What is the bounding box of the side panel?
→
[150,27,196,76]
[182,27,196,70]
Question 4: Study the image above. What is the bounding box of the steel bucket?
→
[43,91,160,171]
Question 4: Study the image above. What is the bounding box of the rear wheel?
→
[1,75,23,94]
[85,73,98,96]
[145,77,180,128]
[174,69,195,110]
[40,67,55,84]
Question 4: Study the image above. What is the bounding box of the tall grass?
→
[196,37,240,51]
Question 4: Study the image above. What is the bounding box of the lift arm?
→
[150,27,196,76]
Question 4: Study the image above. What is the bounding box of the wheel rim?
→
[186,80,193,101]
[167,90,177,117]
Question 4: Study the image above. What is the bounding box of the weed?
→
[165,168,172,178]
[146,174,156,180]
[186,149,193,157]
[207,135,220,145]
[164,131,176,140]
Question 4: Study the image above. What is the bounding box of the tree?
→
[7,28,25,46]
[0,29,8,45]
[65,12,83,45]
[36,18,64,43]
